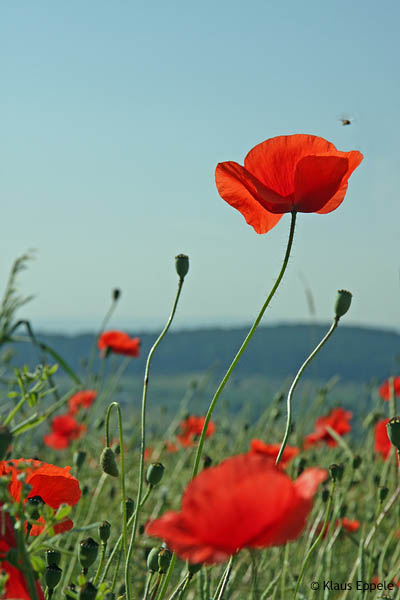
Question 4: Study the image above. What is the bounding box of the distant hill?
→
[6,323,400,384]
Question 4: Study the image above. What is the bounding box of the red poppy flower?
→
[177,416,216,448]
[0,459,81,535]
[164,441,179,453]
[0,505,45,599]
[249,439,299,467]
[68,390,97,415]
[303,408,352,449]
[340,518,360,533]
[146,453,327,564]
[379,377,400,401]
[375,418,392,460]
[215,134,363,234]
[98,330,140,358]
[43,414,87,450]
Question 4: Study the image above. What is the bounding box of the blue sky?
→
[1,1,399,333]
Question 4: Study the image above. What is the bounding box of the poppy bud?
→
[79,582,98,600]
[175,254,189,280]
[352,455,362,469]
[146,463,165,487]
[112,288,121,301]
[44,564,62,590]
[46,548,61,567]
[79,538,99,571]
[387,417,400,451]
[296,457,307,477]
[379,487,389,503]
[0,426,12,460]
[188,562,202,577]
[203,455,212,469]
[158,548,172,574]
[26,495,45,520]
[334,290,352,318]
[73,451,86,472]
[100,447,119,477]
[329,463,344,482]
[147,547,160,572]
[125,497,135,520]
[99,521,111,543]
[113,443,121,456]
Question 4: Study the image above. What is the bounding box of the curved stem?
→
[276,316,339,465]
[293,480,335,600]
[125,278,185,599]
[214,555,234,600]
[192,211,297,480]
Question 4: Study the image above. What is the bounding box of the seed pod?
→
[44,564,62,590]
[158,548,172,574]
[147,547,160,572]
[79,538,99,571]
[45,548,61,567]
[175,254,189,280]
[387,417,400,451]
[99,521,111,543]
[334,290,352,318]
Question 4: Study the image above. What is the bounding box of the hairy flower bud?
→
[175,254,189,280]
[73,450,87,472]
[158,548,172,574]
[146,463,165,487]
[147,547,160,572]
[112,288,121,301]
[125,497,135,520]
[387,417,400,451]
[329,463,344,482]
[100,446,119,477]
[334,290,352,318]
[352,455,362,469]
[26,495,45,520]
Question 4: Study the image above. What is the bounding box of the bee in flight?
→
[339,117,352,126]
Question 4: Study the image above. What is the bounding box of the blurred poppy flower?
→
[43,414,87,450]
[68,390,97,415]
[303,408,352,449]
[0,459,81,535]
[379,377,400,401]
[164,441,179,453]
[98,330,140,358]
[249,439,299,467]
[177,416,216,448]
[0,505,45,599]
[315,517,360,538]
[146,453,327,564]
[375,418,392,460]
[215,134,363,234]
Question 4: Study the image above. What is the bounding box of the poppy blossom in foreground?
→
[177,416,216,447]
[374,418,392,460]
[0,459,81,535]
[215,134,363,234]
[379,376,400,401]
[146,453,327,564]
[249,439,299,467]
[68,389,97,415]
[43,414,87,450]
[303,407,352,449]
[98,330,140,358]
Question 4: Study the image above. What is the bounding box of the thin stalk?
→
[125,277,185,599]
[293,480,336,600]
[192,211,297,480]
[93,542,107,585]
[214,556,234,600]
[143,572,155,600]
[276,316,340,465]
[105,402,128,562]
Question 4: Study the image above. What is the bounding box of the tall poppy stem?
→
[125,277,185,599]
[191,211,297,479]
[275,316,340,465]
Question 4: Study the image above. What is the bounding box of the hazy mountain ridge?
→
[8,323,399,383]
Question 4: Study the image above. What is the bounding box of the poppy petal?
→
[244,135,338,198]
[294,155,349,212]
[215,162,283,234]
[317,150,363,214]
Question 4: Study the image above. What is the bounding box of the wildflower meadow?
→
[1,134,400,600]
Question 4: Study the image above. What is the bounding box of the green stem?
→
[15,519,39,600]
[276,316,340,465]
[93,542,107,586]
[192,211,297,480]
[214,555,234,600]
[125,278,185,599]
[105,402,128,562]
[143,572,155,600]
[293,480,336,600]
